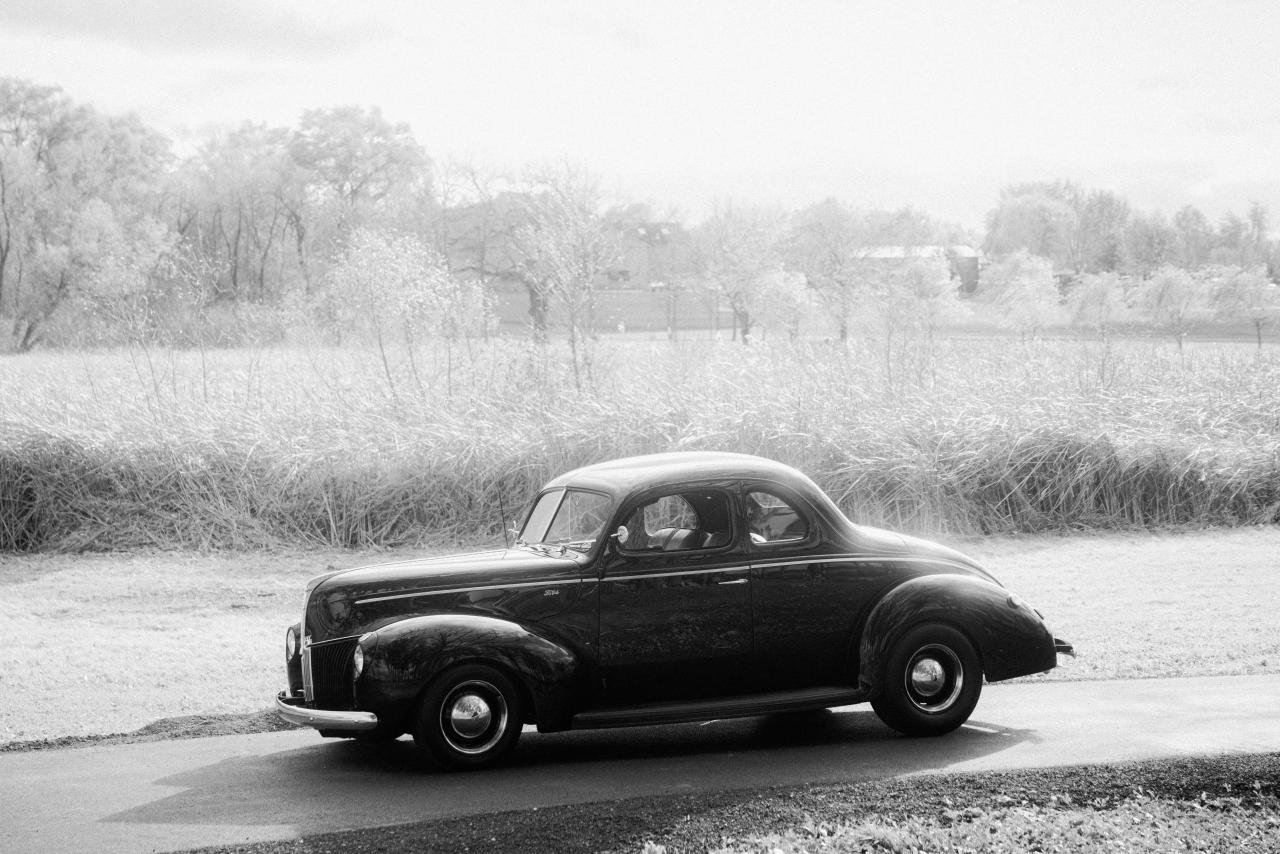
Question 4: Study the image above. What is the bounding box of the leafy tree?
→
[1172,205,1214,269]
[1213,266,1280,349]
[287,105,431,288]
[290,105,427,210]
[0,78,171,350]
[1077,190,1129,272]
[985,182,1133,274]
[1066,272,1129,338]
[1127,265,1209,350]
[984,183,1078,271]
[174,122,303,304]
[1211,203,1272,268]
[0,78,78,318]
[977,251,1062,338]
[1123,212,1177,276]
[862,206,947,248]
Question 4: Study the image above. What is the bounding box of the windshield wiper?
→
[558,540,594,556]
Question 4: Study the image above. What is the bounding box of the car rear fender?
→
[857,574,1058,697]
[358,613,583,731]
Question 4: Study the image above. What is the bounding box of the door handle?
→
[717,578,748,585]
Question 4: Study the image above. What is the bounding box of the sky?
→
[3,0,1280,231]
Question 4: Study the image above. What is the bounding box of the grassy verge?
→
[172,754,1280,854]
[3,337,1279,551]
[3,527,1278,745]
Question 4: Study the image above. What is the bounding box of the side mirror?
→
[614,525,630,546]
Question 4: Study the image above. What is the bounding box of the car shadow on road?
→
[104,707,1038,834]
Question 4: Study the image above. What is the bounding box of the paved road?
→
[3,674,1279,854]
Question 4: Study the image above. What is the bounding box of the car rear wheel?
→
[871,623,982,737]
[413,664,524,770]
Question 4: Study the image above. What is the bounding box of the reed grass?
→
[2,336,1278,551]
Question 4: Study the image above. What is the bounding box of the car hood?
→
[853,525,1001,586]
[305,547,582,641]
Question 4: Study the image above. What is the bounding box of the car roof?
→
[543,451,819,498]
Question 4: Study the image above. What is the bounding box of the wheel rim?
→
[439,679,509,755]
[903,643,964,714]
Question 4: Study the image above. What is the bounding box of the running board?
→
[571,686,866,730]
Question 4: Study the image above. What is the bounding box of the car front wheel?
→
[871,623,982,737]
[413,664,524,770]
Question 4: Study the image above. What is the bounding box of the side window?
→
[643,495,697,532]
[745,491,809,545]
[619,490,733,552]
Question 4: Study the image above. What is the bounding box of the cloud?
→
[0,0,387,59]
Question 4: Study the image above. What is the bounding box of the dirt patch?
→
[0,709,299,753]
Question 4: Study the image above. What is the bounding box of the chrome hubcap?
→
[448,693,493,739]
[910,658,947,696]
[904,644,964,714]
[440,679,508,755]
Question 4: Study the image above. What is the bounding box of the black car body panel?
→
[278,452,1071,760]
[359,614,584,732]
[857,573,1058,694]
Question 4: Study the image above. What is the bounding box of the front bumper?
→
[276,691,379,732]
[1054,637,1076,657]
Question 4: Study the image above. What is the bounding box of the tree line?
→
[2,77,1277,357]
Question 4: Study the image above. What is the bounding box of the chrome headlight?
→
[353,632,375,680]
[285,625,299,661]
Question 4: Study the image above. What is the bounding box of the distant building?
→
[606,221,692,290]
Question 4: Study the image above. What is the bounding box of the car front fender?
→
[857,574,1058,697]
[358,614,584,731]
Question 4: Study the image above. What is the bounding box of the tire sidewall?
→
[414,663,524,770]
[871,623,982,737]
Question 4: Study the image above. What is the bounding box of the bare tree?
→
[507,164,619,389]
[690,201,787,344]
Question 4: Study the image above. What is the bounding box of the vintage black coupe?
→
[277,452,1072,769]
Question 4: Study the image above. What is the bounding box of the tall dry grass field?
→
[2,336,1278,551]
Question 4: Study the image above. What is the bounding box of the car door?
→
[745,484,894,690]
[595,487,753,704]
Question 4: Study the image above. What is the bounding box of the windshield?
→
[518,488,613,553]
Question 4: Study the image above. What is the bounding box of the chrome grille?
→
[303,636,359,710]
